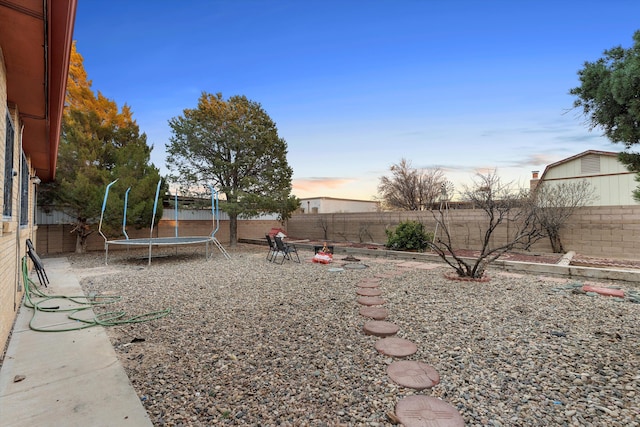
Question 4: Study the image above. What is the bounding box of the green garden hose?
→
[551,280,640,304]
[21,257,171,332]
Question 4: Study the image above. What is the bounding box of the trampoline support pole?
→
[100,179,118,265]
[149,180,162,266]
[208,184,220,238]
[123,187,131,240]
[175,193,178,238]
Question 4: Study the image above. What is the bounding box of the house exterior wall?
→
[299,197,379,213]
[0,52,19,351]
[0,52,43,354]
[542,153,637,206]
[1,55,39,351]
[0,0,76,353]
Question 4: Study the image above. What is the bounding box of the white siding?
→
[300,198,379,213]
[543,153,637,206]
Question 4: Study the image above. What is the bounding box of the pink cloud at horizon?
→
[292,177,378,200]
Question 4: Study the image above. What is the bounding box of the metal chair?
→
[273,236,300,264]
[26,238,49,287]
[265,234,278,262]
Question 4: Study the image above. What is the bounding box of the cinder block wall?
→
[36,219,282,255]
[555,205,640,258]
[286,205,640,259]
[34,206,640,260]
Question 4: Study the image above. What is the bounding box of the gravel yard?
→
[70,245,640,427]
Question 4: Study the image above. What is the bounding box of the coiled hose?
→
[551,280,640,304]
[22,256,171,332]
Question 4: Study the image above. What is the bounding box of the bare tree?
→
[378,158,449,210]
[316,217,329,240]
[530,180,597,253]
[429,172,545,279]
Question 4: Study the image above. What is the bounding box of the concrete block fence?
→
[36,205,640,260]
[285,205,640,260]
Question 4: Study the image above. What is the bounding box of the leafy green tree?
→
[166,92,299,246]
[570,30,640,200]
[39,43,162,252]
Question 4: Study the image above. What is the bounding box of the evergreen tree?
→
[167,92,299,246]
[570,30,640,200]
[40,43,162,252]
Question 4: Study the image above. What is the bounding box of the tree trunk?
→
[229,214,238,247]
[548,231,564,253]
[74,229,89,253]
[75,232,84,253]
[73,221,92,253]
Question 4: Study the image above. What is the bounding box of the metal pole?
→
[123,187,131,240]
[149,180,162,266]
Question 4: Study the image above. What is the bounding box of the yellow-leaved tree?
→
[39,42,163,253]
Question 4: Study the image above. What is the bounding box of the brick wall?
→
[0,55,19,352]
[0,56,36,351]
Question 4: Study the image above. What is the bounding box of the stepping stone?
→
[397,261,423,268]
[387,360,440,390]
[395,395,465,427]
[374,337,417,357]
[356,296,386,306]
[363,320,399,337]
[359,306,388,320]
[360,278,382,284]
[344,263,368,270]
[357,281,380,288]
[357,287,382,296]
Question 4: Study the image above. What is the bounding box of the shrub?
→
[385,220,433,251]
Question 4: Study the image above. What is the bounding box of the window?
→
[3,112,15,217]
[20,152,28,226]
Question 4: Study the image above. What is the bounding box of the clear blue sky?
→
[73,0,640,200]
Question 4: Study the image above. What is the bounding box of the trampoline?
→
[100,180,230,265]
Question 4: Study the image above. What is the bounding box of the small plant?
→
[385,220,432,251]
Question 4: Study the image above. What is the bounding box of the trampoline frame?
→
[99,180,230,265]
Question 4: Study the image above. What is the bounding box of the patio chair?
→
[265,234,278,261]
[273,236,300,264]
[26,238,49,287]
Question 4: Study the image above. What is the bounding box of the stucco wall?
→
[300,198,379,214]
